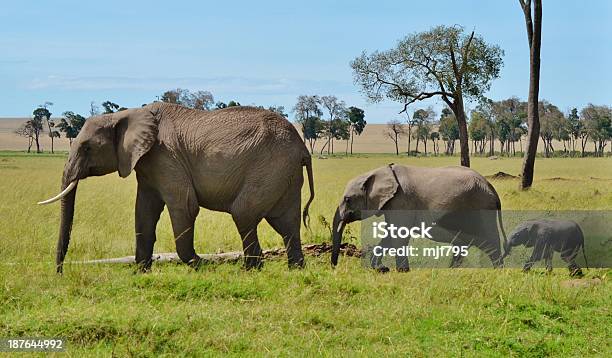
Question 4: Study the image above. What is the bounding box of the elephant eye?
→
[344,196,350,203]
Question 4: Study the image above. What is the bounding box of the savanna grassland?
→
[0,152,610,356]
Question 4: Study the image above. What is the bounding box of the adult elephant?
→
[331,164,507,270]
[39,103,314,273]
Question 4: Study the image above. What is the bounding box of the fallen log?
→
[76,243,361,265]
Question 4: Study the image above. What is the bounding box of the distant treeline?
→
[381,98,611,158]
[13,89,288,153]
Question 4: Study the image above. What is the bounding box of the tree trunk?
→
[520,0,542,190]
[407,125,412,155]
[453,100,470,167]
[394,135,399,155]
[35,133,41,153]
[350,129,354,155]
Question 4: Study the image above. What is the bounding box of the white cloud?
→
[24,75,350,96]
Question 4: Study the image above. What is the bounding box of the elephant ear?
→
[113,108,159,178]
[361,168,399,211]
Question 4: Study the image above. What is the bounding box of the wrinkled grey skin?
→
[55,102,314,273]
[331,164,507,270]
[503,219,587,276]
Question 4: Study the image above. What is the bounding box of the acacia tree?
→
[29,107,47,153]
[519,0,543,189]
[439,112,459,155]
[14,122,35,152]
[469,111,489,155]
[567,108,581,153]
[161,88,214,110]
[582,104,612,156]
[57,111,87,145]
[294,95,323,153]
[347,106,366,154]
[101,101,127,113]
[319,95,347,155]
[385,120,406,155]
[430,131,440,155]
[351,25,503,167]
[34,102,59,153]
[412,108,435,154]
[493,97,527,156]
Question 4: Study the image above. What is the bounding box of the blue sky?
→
[0,0,610,122]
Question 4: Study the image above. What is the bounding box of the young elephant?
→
[331,164,507,270]
[504,219,588,276]
[38,103,314,273]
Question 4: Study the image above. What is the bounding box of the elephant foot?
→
[134,257,154,273]
[287,259,305,270]
[375,266,390,274]
[569,267,583,277]
[287,251,305,270]
[396,267,410,273]
[244,256,264,270]
[188,256,203,270]
[135,263,153,274]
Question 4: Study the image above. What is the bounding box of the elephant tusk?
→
[38,181,77,205]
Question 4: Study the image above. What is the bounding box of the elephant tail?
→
[577,225,589,270]
[302,154,315,228]
[497,209,508,256]
[487,181,508,256]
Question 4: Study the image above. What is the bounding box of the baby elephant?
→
[504,219,588,276]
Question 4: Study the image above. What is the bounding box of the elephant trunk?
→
[331,207,346,266]
[56,176,78,274]
[502,242,511,259]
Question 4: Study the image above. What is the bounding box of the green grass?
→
[1,153,611,356]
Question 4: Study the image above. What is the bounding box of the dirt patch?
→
[263,243,361,259]
[486,172,518,180]
[560,278,603,288]
[544,177,571,181]
[590,177,612,181]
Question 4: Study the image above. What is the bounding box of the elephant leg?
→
[477,212,504,268]
[560,246,582,277]
[266,176,305,269]
[394,237,410,272]
[266,210,305,269]
[450,246,468,268]
[370,237,389,270]
[544,246,554,273]
[487,248,504,269]
[233,214,264,270]
[167,204,201,268]
[447,230,467,268]
[383,212,410,271]
[134,183,165,271]
[523,240,545,272]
